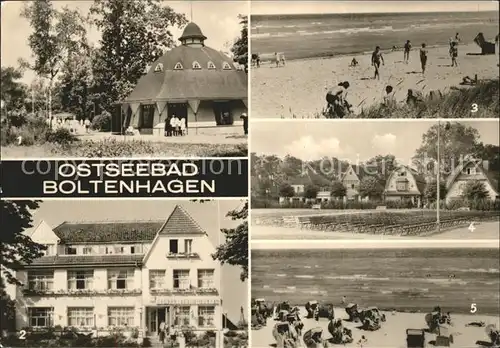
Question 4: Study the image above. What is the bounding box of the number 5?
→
[470,303,477,313]
[471,104,478,113]
[19,329,26,339]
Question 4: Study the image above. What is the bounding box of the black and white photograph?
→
[1,199,248,348]
[250,1,499,119]
[250,241,500,348]
[1,1,248,158]
[251,120,500,240]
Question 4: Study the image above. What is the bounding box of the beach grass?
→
[356,78,499,119]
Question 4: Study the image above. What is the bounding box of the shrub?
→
[92,111,112,132]
[46,128,79,145]
[74,139,156,157]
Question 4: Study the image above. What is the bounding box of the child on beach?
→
[404,40,412,64]
[419,43,428,75]
[349,58,359,67]
[371,46,384,80]
[450,41,458,67]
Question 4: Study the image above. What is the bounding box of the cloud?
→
[284,136,348,161]
[372,133,397,153]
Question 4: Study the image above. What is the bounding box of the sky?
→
[251,1,498,15]
[0,0,247,84]
[251,240,495,249]
[250,120,500,165]
[25,199,248,324]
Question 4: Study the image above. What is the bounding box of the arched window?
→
[192,61,201,70]
[207,61,216,70]
[154,63,163,72]
[174,62,183,70]
[222,62,232,70]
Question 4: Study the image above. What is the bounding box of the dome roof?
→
[179,22,207,42]
[124,45,247,102]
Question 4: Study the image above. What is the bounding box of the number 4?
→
[470,303,477,313]
[471,104,478,113]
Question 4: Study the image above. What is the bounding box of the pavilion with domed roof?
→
[116,22,248,135]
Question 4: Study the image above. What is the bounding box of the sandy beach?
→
[251,43,500,118]
[251,221,500,240]
[252,306,500,348]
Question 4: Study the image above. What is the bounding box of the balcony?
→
[22,288,142,297]
[149,287,218,296]
[166,252,200,260]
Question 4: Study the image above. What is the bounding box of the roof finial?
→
[190,1,193,22]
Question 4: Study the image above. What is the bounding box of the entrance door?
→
[167,103,188,128]
[147,308,158,335]
[140,104,155,134]
[213,102,234,125]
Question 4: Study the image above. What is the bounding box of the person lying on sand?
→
[350,58,359,67]
[371,46,385,80]
[420,43,428,75]
[466,321,485,327]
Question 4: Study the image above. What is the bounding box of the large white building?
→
[8,205,222,337]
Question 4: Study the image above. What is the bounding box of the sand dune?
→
[251,44,499,118]
[251,306,500,347]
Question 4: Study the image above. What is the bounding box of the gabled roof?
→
[340,164,368,182]
[158,205,207,236]
[384,165,426,194]
[179,22,207,42]
[53,221,163,244]
[288,166,331,187]
[21,255,144,269]
[446,160,499,193]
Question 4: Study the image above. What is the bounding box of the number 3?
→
[471,104,478,113]
[470,303,477,313]
[19,329,27,339]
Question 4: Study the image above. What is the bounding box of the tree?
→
[461,180,489,200]
[0,67,28,112]
[304,184,319,199]
[1,200,46,285]
[89,0,187,112]
[413,122,481,179]
[21,1,87,126]
[230,15,248,73]
[212,202,248,281]
[279,183,295,198]
[330,181,346,198]
[359,176,383,199]
[424,180,447,202]
[365,155,397,185]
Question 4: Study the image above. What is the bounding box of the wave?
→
[273,288,297,294]
[421,267,500,274]
[295,275,315,279]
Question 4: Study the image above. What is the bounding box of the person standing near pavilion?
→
[240,112,248,135]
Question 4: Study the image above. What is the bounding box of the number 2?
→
[471,104,478,113]
[470,303,477,313]
[19,330,26,340]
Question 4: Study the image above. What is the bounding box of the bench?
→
[312,204,321,210]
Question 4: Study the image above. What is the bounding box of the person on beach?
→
[455,32,461,43]
[383,85,395,107]
[274,52,280,67]
[404,40,412,63]
[349,58,359,67]
[371,46,384,80]
[450,41,458,67]
[419,43,428,75]
[325,81,351,118]
[280,53,286,66]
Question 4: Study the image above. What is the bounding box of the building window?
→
[169,239,178,254]
[351,184,355,189]
[28,271,54,291]
[198,306,215,327]
[184,239,193,254]
[108,307,134,327]
[65,246,77,255]
[173,270,190,289]
[207,61,216,69]
[197,269,214,288]
[29,307,53,327]
[108,269,134,289]
[154,63,163,72]
[131,246,135,254]
[149,270,166,289]
[396,182,408,191]
[192,61,201,69]
[42,244,55,256]
[174,62,183,70]
[175,306,191,326]
[222,62,232,70]
[466,167,476,175]
[68,270,94,290]
[83,247,92,255]
[399,171,406,176]
[68,307,94,327]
